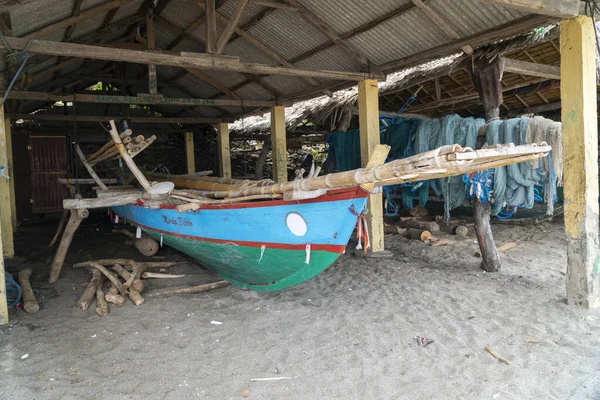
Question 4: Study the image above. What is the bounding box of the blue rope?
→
[5,272,21,308]
[0,35,33,108]
[463,170,494,203]
[383,185,400,216]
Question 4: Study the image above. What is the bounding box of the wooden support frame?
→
[0,36,384,81]
[185,131,195,174]
[476,0,581,18]
[0,90,289,108]
[270,106,287,183]
[216,123,231,179]
[358,79,384,252]
[7,113,229,124]
[206,0,218,54]
[0,107,14,258]
[146,10,158,95]
[560,16,600,308]
[216,0,249,55]
[502,57,561,80]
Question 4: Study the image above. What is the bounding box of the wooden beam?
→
[185,131,195,174]
[22,0,130,40]
[63,0,84,41]
[216,123,231,178]
[0,107,13,258]
[560,16,600,308]
[8,113,229,124]
[249,0,299,11]
[0,37,384,81]
[146,10,158,95]
[285,0,371,67]
[358,79,384,252]
[206,0,218,54]
[270,106,287,183]
[0,90,289,107]
[502,57,561,80]
[0,205,6,324]
[216,0,249,55]
[476,0,580,18]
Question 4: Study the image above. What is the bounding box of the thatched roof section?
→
[231,24,559,135]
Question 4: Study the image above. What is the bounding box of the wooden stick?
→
[484,345,510,365]
[151,280,229,296]
[75,144,107,190]
[49,209,68,247]
[73,259,177,269]
[17,268,39,313]
[105,283,125,307]
[142,272,186,279]
[77,269,101,311]
[475,242,518,257]
[87,263,127,296]
[95,278,109,317]
[49,208,89,283]
[405,228,431,241]
[108,120,152,191]
[250,377,293,382]
[129,288,144,306]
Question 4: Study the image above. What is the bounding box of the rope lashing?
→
[0,34,34,107]
[350,204,370,254]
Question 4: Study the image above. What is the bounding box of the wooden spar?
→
[63,194,141,209]
[0,36,386,81]
[271,106,287,183]
[58,178,119,185]
[0,107,14,257]
[501,57,561,80]
[216,123,231,179]
[6,114,228,124]
[48,208,89,283]
[75,145,107,190]
[185,132,195,174]
[561,16,600,308]
[108,120,152,192]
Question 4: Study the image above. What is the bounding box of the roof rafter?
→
[215,0,249,55]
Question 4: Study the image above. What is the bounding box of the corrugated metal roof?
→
[161,0,204,31]
[11,0,74,37]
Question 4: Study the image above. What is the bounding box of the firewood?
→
[73,259,176,269]
[18,268,39,313]
[134,236,159,257]
[77,269,102,311]
[475,242,518,257]
[112,264,144,292]
[383,223,406,235]
[105,284,125,307]
[95,287,109,317]
[129,288,144,306]
[430,238,454,247]
[87,263,127,296]
[142,272,186,279]
[405,228,431,241]
[49,210,68,247]
[152,280,229,297]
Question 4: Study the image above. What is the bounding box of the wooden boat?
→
[112,186,368,291]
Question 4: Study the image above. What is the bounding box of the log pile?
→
[72,259,228,316]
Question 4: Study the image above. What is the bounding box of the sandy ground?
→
[1,212,600,400]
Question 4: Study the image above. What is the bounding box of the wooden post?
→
[185,131,195,174]
[467,56,503,272]
[216,123,231,179]
[0,211,6,324]
[0,107,13,257]
[48,208,89,283]
[5,117,15,229]
[146,10,157,94]
[358,79,384,252]
[270,105,287,183]
[560,16,600,308]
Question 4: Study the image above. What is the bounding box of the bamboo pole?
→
[87,128,132,161]
[108,120,152,191]
[75,145,107,190]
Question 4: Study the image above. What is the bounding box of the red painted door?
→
[29,136,69,213]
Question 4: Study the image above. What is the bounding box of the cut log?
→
[152,280,229,296]
[77,269,101,311]
[95,287,109,317]
[383,223,406,234]
[105,284,125,307]
[401,219,440,232]
[405,228,432,241]
[129,288,144,306]
[451,225,469,236]
[49,208,89,283]
[112,264,144,292]
[17,268,39,313]
[134,236,159,257]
